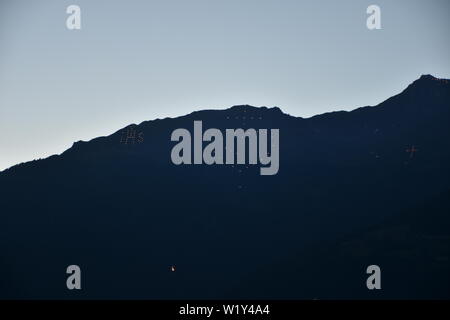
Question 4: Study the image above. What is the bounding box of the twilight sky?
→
[0,0,449,171]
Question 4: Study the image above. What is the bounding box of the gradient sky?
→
[1,0,449,171]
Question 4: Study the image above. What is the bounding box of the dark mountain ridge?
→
[0,74,449,299]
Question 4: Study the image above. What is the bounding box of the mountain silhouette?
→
[0,74,449,299]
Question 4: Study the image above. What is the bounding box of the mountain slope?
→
[0,75,449,299]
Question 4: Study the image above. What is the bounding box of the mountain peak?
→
[419,74,437,81]
[415,74,450,84]
[228,105,283,114]
[404,74,449,93]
